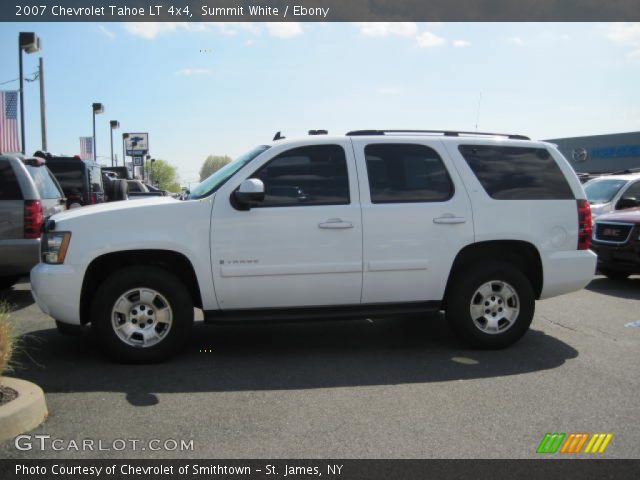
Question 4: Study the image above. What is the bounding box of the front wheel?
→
[446,262,535,349]
[91,266,194,363]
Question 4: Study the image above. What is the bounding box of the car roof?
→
[586,173,640,182]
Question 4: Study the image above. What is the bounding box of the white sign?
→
[125,133,149,155]
[132,156,143,166]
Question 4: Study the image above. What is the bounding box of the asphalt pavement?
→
[0,277,638,459]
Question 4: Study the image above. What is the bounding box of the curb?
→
[0,377,48,443]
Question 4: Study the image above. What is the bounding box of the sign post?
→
[124,133,149,179]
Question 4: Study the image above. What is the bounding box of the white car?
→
[31,130,596,362]
[583,173,640,219]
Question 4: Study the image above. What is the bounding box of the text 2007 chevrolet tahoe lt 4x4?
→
[31,130,597,363]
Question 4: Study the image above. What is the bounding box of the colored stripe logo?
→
[537,433,613,454]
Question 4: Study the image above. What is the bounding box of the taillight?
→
[24,200,43,239]
[577,199,592,250]
[89,192,97,204]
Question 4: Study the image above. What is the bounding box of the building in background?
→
[545,131,640,174]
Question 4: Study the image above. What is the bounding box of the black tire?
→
[91,266,194,363]
[0,276,21,291]
[445,262,535,349]
[600,269,631,281]
[111,179,128,201]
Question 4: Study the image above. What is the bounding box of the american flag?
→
[0,91,20,154]
[79,136,93,160]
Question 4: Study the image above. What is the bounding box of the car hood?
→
[50,196,177,223]
[594,207,640,224]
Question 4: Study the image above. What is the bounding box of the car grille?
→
[593,222,634,244]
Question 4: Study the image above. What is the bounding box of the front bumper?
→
[591,240,640,273]
[30,263,82,325]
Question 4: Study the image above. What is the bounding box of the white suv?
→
[31,130,597,362]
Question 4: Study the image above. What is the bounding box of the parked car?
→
[0,155,65,290]
[583,173,640,220]
[590,208,640,280]
[31,129,596,362]
[126,179,165,200]
[33,151,106,208]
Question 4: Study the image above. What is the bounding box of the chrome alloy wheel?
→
[469,280,520,334]
[111,288,173,348]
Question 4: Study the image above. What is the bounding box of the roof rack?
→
[345,129,530,140]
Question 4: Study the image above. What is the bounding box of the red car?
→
[591,208,640,279]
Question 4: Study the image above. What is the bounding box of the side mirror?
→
[616,197,640,210]
[232,178,265,210]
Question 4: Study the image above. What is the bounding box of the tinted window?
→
[459,145,574,200]
[365,144,453,203]
[25,165,63,199]
[621,181,640,199]
[0,161,22,200]
[250,145,349,207]
[47,162,85,196]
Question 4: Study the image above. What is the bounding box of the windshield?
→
[189,145,270,199]
[584,179,627,204]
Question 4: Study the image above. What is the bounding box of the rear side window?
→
[0,161,22,200]
[25,165,63,199]
[250,144,350,207]
[89,166,103,193]
[364,144,453,203]
[459,145,574,200]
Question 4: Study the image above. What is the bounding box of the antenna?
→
[475,92,482,131]
[273,131,285,141]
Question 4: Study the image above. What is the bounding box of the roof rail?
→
[345,129,530,140]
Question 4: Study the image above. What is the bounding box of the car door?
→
[351,138,474,304]
[211,140,363,310]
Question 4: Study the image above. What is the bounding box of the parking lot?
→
[1,276,639,459]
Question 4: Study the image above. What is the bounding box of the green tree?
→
[200,155,232,181]
[145,159,181,193]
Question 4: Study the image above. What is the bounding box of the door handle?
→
[433,214,466,224]
[319,218,354,229]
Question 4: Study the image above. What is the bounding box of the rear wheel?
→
[91,266,193,363]
[446,262,535,349]
[600,269,631,281]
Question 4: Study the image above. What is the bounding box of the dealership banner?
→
[4,0,640,22]
[1,459,639,480]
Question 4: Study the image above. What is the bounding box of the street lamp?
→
[18,32,41,154]
[109,120,119,167]
[92,103,104,161]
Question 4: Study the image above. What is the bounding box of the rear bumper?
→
[591,241,640,273]
[0,238,39,277]
[540,250,597,299]
[30,263,82,325]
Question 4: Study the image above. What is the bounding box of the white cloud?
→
[507,36,524,46]
[97,25,115,39]
[176,68,213,76]
[628,49,640,59]
[354,22,418,38]
[605,23,640,59]
[453,40,471,48]
[124,22,184,39]
[244,39,255,47]
[265,23,303,39]
[416,31,445,48]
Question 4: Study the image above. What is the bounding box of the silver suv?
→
[0,155,66,290]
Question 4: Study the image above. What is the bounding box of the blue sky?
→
[1,22,639,185]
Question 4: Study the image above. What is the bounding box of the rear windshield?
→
[459,145,574,200]
[584,179,627,205]
[25,165,63,199]
[0,161,22,200]
[47,162,85,195]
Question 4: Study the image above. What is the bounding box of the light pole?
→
[91,103,104,161]
[122,133,129,170]
[38,57,47,151]
[150,158,156,186]
[18,32,41,154]
[109,120,119,167]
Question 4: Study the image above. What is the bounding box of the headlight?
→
[42,232,71,264]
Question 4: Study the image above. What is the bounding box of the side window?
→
[364,143,453,203]
[250,145,350,207]
[0,162,22,200]
[459,145,574,200]
[25,165,63,199]
[621,181,640,199]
